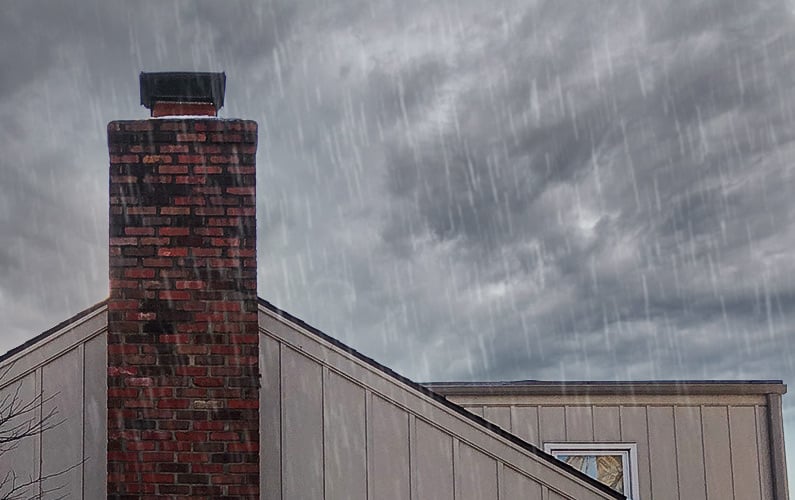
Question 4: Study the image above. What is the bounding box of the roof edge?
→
[425,379,787,396]
[0,299,109,365]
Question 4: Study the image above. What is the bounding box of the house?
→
[0,72,788,499]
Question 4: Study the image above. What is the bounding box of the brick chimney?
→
[107,72,259,498]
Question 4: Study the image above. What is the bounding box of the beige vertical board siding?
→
[647,406,678,500]
[729,406,762,500]
[456,442,498,500]
[565,406,594,441]
[500,466,543,498]
[539,406,566,443]
[82,332,107,499]
[549,489,573,500]
[0,371,40,496]
[674,406,707,500]
[593,406,621,441]
[370,395,411,500]
[484,405,510,430]
[260,308,621,500]
[755,406,774,500]
[620,406,652,500]
[414,419,455,500]
[702,406,734,499]
[440,388,783,500]
[41,347,83,498]
[280,347,324,498]
[323,370,367,499]
[466,405,484,417]
[511,405,541,445]
[260,334,282,500]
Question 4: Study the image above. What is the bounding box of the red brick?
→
[175,366,207,376]
[175,280,204,290]
[175,175,207,185]
[194,377,224,387]
[125,227,155,236]
[173,196,206,206]
[194,227,224,236]
[160,207,190,215]
[142,258,172,267]
[228,166,256,175]
[176,133,206,142]
[195,207,225,216]
[159,144,189,153]
[144,387,174,398]
[110,154,139,163]
[127,206,157,215]
[142,175,173,184]
[108,366,138,377]
[159,165,188,174]
[177,154,205,164]
[158,399,191,409]
[227,399,258,409]
[226,207,256,216]
[159,227,190,236]
[158,247,188,257]
[209,432,238,441]
[141,473,174,483]
[108,300,139,310]
[228,442,258,453]
[108,345,140,356]
[108,452,139,462]
[127,441,156,451]
[226,187,255,196]
[227,248,256,258]
[142,155,173,164]
[140,237,170,246]
[127,377,153,387]
[158,291,190,301]
[157,336,189,346]
[211,237,239,247]
[108,388,139,398]
[110,237,138,246]
[177,453,209,463]
[194,421,225,431]
[194,166,222,174]
[174,432,206,441]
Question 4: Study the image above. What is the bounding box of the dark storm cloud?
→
[369,0,795,384]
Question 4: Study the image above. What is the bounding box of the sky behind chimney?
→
[2,0,795,484]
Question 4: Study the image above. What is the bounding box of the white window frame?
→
[543,442,640,500]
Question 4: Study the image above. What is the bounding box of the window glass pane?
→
[554,453,625,493]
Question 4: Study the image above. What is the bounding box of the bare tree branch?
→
[0,362,75,500]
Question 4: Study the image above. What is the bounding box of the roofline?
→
[257,298,625,499]
[0,299,108,365]
[425,379,787,396]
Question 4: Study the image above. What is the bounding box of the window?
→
[543,443,640,500]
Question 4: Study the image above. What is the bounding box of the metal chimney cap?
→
[139,72,226,111]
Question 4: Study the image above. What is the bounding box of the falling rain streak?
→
[1,0,795,492]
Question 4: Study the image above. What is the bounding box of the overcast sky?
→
[2,0,795,478]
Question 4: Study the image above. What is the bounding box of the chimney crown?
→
[140,72,226,117]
